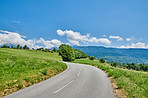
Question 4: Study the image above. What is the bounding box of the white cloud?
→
[12,21,21,23]
[126,37,134,41]
[119,42,148,49]
[0,30,62,49]
[109,36,123,41]
[57,29,111,45]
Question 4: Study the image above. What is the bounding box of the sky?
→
[0,0,148,49]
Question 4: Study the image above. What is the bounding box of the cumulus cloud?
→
[109,36,123,41]
[57,29,111,45]
[12,21,21,23]
[119,42,148,49]
[0,30,62,49]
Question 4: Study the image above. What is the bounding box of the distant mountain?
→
[73,46,148,64]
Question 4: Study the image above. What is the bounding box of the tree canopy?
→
[59,44,75,61]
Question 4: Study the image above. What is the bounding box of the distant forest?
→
[73,46,148,64]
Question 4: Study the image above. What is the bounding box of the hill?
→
[73,46,148,64]
[0,48,67,97]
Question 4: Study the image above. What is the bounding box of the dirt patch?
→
[109,77,127,98]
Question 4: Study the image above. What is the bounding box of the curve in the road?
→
[4,62,114,98]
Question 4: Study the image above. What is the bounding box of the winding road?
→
[4,62,114,98]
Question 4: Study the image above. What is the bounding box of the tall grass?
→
[0,48,67,97]
[74,59,148,97]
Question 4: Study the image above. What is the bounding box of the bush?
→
[112,62,118,67]
[99,58,105,63]
[89,56,96,60]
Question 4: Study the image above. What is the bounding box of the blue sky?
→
[0,0,148,48]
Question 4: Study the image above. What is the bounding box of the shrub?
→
[99,58,105,63]
[112,62,118,67]
[18,83,23,89]
[89,56,96,60]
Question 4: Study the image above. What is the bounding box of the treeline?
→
[59,44,88,61]
[0,44,57,53]
[36,47,57,53]
[1,44,29,49]
[111,62,148,72]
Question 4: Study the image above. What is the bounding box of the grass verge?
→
[74,59,148,98]
[0,48,67,97]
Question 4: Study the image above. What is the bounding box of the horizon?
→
[0,0,148,49]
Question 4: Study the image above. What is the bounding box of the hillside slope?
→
[0,48,67,97]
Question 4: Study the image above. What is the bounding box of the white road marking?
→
[52,80,73,94]
[77,72,80,76]
[53,70,81,94]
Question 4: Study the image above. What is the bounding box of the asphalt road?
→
[4,62,114,98]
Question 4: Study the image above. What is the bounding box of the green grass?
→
[0,48,67,96]
[74,59,148,97]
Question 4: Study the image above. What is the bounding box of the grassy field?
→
[74,59,148,97]
[0,48,67,97]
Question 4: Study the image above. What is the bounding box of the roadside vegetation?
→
[111,62,148,72]
[0,48,67,97]
[74,59,148,97]
[59,44,88,61]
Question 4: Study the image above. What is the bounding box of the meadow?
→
[74,59,148,97]
[0,48,67,97]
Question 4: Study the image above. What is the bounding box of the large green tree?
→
[59,44,75,61]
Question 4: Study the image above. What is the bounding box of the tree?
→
[59,44,75,61]
[23,45,29,50]
[99,58,105,63]
[17,44,20,49]
[89,56,96,60]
